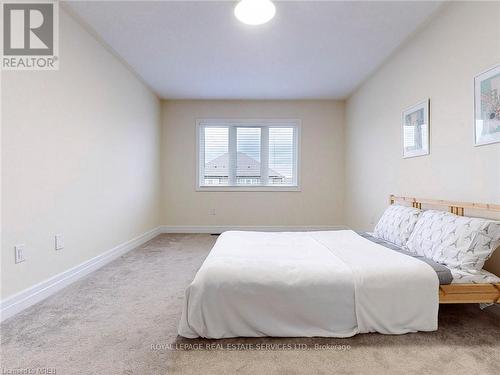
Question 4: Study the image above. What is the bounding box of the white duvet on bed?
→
[178,230,439,338]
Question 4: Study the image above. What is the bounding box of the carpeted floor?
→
[1,234,499,375]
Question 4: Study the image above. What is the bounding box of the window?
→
[197,120,300,190]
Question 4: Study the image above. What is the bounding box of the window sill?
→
[196,186,301,192]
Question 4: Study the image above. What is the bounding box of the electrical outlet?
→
[55,234,64,250]
[209,208,216,216]
[15,244,26,264]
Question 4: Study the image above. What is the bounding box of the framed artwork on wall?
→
[402,99,430,158]
[474,64,500,146]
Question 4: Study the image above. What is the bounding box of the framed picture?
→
[474,64,500,146]
[402,99,430,158]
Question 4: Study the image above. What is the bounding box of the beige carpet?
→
[1,234,499,375]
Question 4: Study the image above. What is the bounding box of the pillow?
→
[405,210,449,258]
[373,204,421,247]
[405,210,500,272]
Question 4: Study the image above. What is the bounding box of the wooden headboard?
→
[389,195,500,277]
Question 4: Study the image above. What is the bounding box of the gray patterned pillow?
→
[406,210,500,272]
[373,205,421,247]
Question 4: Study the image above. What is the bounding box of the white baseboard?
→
[0,226,162,322]
[160,225,348,234]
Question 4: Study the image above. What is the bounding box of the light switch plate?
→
[55,234,64,250]
[15,244,26,264]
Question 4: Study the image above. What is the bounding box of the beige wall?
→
[1,9,161,299]
[345,1,500,231]
[161,100,345,226]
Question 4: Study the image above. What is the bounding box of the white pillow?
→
[405,210,500,272]
[373,204,421,247]
[405,210,449,258]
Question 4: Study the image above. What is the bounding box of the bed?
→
[178,196,500,339]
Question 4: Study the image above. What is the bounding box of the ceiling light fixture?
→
[234,0,276,26]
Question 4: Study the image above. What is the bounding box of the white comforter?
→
[178,230,439,338]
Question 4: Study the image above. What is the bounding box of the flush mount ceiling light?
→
[234,0,276,26]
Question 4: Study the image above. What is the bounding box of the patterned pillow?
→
[406,210,500,272]
[373,205,422,247]
[405,210,449,258]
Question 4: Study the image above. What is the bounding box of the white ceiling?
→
[65,1,443,99]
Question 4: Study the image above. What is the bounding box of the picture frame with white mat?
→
[474,64,500,146]
[402,99,430,158]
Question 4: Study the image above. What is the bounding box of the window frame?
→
[196,119,301,192]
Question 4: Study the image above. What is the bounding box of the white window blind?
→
[198,120,299,190]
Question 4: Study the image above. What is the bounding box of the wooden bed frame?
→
[389,195,500,304]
